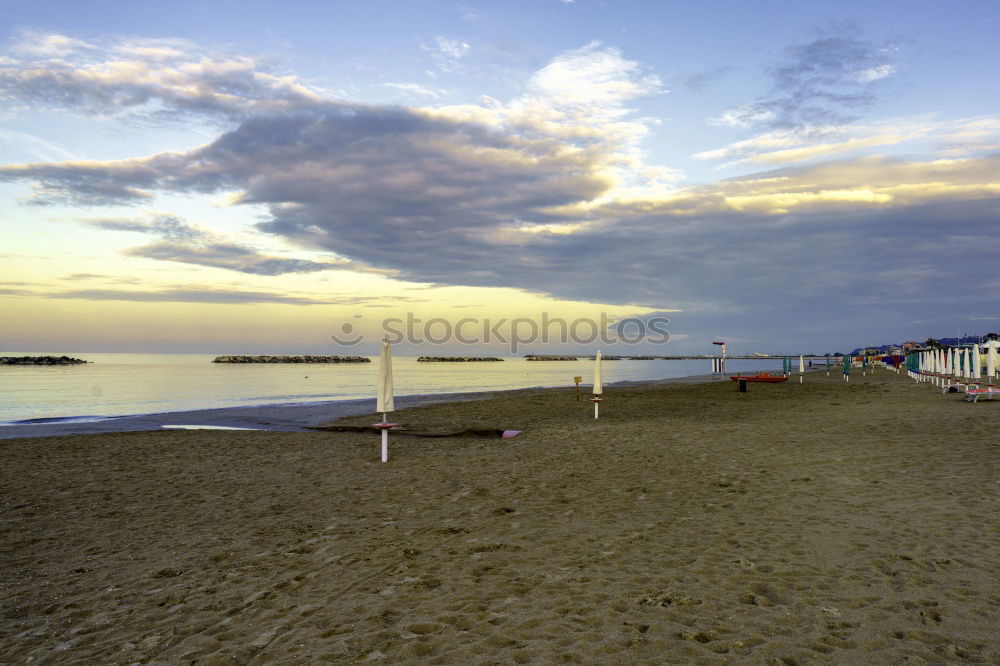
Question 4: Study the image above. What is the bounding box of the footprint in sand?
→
[873,559,907,593]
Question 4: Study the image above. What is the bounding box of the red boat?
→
[729,372,788,383]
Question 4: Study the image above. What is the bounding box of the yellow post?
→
[574,376,582,401]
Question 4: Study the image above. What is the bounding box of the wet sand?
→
[2,369,998,664]
[0,373,726,441]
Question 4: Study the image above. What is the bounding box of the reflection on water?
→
[0,353,782,423]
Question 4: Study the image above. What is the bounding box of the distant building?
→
[902,341,922,351]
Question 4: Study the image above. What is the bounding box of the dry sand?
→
[2,370,998,664]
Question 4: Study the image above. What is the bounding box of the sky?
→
[1,0,998,355]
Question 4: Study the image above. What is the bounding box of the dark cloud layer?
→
[3,105,999,337]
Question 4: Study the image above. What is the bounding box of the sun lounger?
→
[965,387,1000,402]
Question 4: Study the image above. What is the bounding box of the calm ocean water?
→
[0,353,783,424]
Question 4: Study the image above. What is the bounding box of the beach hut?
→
[373,338,396,463]
[592,351,603,419]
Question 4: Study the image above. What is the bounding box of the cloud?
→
[11,30,92,57]
[0,128,75,161]
[83,212,380,276]
[0,158,162,205]
[0,284,330,304]
[88,214,204,240]
[0,30,323,120]
[434,37,470,60]
[855,64,896,83]
[712,30,899,130]
[683,66,735,92]
[695,114,1000,168]
[2,283,418,305]
[50,287,334,305]
[380,82,448,99]
[424,36,471,73]
[526,41,663,112]
[122,241,344,276]
[709,105,776,129]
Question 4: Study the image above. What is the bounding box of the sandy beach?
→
[2,369,998,664]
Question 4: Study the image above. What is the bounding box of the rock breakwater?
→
[417,356,504,362]
[0,355,89,365]
[212,355,370,364]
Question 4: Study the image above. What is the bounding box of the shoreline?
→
[0,371,759,440]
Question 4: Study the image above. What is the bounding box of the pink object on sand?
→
[501,430,521,439]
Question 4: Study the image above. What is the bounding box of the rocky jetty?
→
[1,355,89,365]
[627,356,656,360]
[525,355,578,361]
[212,355,370,364]
[418,356,504,362]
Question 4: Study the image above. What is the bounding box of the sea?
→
[0,353,784,425]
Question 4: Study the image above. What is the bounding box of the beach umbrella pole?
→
[374,338,396,463]
[381,412,388,462]
[592,351,603,419]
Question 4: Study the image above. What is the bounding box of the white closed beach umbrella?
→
[592,351,603,419]
[972,344,982,380]
[987,342,998,383]
[798,355,804,383]
[374,337,396,462]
